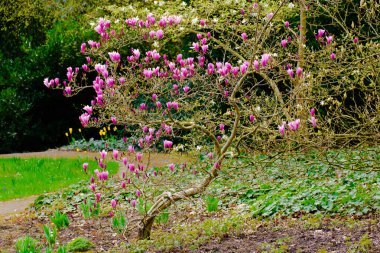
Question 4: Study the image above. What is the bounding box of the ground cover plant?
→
[43,0,379,241]
[0,157,118,201]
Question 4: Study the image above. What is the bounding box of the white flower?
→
[153,41,159,48]
[181,1,187,6]
[191,18,199,25]
[288,3,295,9]
[320,101,325,105]
[196,145,203,151]
[115,19,120,24]
[255,106,261,112]
[213,18,219,23]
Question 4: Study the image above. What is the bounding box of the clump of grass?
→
[66,237,94,252]
[0,157,118,201]
[204,196,220,212]
[14,236,41,253]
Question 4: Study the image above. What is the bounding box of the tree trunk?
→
[138,216,156,239]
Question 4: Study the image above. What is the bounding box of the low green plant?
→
[50,210,69,230]
[43,225,57,250]
[66,237,94,252]
[156,209,170,224]
[112,211,127,234]
[14,236,41,253]
[56,246,68,253]
[205,196,220,212]
[79,198,100,218]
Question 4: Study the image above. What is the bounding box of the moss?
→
[66,237,94,252]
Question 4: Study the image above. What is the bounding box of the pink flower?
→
[136,190,141,198]
[108,51,120,62]
[89,184,95,191]
[253,60,260,71]
[330,53,336,60]
[296,67,303,77]
[149,30,156,39]
[131,199,137,208]
[214,162,221,169]
[119,77,126,85]
[121,181,126,188]
[207,63,215,75]
[183,86,190,93]
[111,199,117,209]
[207,152,213,159]
[278,123,286,136]
[136,152,143,161]
[164,140,173,149]
[95,193,101,202]
[122,157,128,166]
[309,116,317,128]
[82,163,88,173]
[249,115,255,122]
[100,150,107,159]
[80,43,86,54]
[79,113,90,127]
[83,106,93,115]
[111,116,117,125]
[152,93,158,101]
[199,19,206,26]
[128,163,135,172]
[288,119,301,131]
[353,37,359,43]
[284,21,289,28]
[166,102,172,109]
[241,33,248,41]
[310,108,316,116]
[65,86,72,95]
[156,101,162,109]
[261,54,271,67]
[281,39,287,47]
[317,29,325,39]
[219,124,225,131]
[172,101,179,110]
[156,29,164,39]
[82,64,89,72]
[168,163,175,172]
[287,68,294,78]
[113,149,119,159]
[326,36,333,45]
[140,103,147,110]
[128,145,135,153]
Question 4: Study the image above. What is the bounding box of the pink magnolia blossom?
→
[79,113,90,127]
[128,145,135,153]
[249,115,255,122]
[128,163,135,172]
[253,60,260,71]
[183,86,190,93]
[164,140,173,149]
[309,116,317,128]
[310,108,316,116]
[80,43,86,54]
[89,184,95,192]
[108,51,120,62]
[326,36,333,44]
[281,39,287,47]
[131,199,137,208]
[261,54,271,67]
[219,123,225,131]
[82,64,89,72]
[241,33,248,41]
[111,199,117,209]
[284,21,290,28]
[95,193,101,202]
[64,86,72,95]
[199,19,206,26]
[296,67,303,77]
[100,150,107,159]
[140,103,147,110]
[149,30,156,39]
[207,152,213,159]
[122,157,128,166]
[113,149,119,159]
[82,163,88,173]
[353,37,359,43]
[330,53,336,60]
[121,181,126,188]
[287,68,294,78]
[278,123,286,136]
[136,190,141,198]
[136,152,143,161]
[156,29,164,39]
[168,163,175,172]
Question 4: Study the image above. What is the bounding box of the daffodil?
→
[69,128,73,134]
[65,132,69,137]
[78,128,82,133]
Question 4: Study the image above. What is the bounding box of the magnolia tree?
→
[44,0,379,239]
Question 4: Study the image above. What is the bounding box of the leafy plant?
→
[14,236,41,253]
[50,210,69,230]
[156,209,170,224]
[79,198,100,218]
[205,196,220,212]
[43,225,57,250]
[112,211,127,234]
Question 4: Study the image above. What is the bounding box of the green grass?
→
[0,157,118,201]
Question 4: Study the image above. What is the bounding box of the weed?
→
[66,237,94,252]
[112,211,127,234]
[205,196,220,212]
[14,236,41,253]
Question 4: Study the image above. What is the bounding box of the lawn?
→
[0,157,119,201]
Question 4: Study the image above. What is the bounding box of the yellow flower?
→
[69,128,73,134]
[103,127,106,131]
[107,126,111,131]
[78,128,82,133]
[65,132,69,137]
[76,148,80,152]
[113,126,117,131]
[99,130,103,136]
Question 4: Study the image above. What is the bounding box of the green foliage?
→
[56,246,68,253]
[204,196,220,212]
[112,211,127,234]
[80,198,100,219]
[14,236,41,253]
[66,237,94,252]
[50,210,70,230]
[156,209,170,224]
[43,225,57,249]
[0,157,119,201]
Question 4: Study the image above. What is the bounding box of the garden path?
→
[0,149,191,215]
